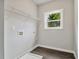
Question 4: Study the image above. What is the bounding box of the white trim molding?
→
[37,44,74,53]
[73,51,78,59]
[29,44,77,59]
[37,44,77,59]
[15,45,40,59]
[44,9,63,29]
[17,44,77,59]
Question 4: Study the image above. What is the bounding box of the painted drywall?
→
[74,0,78,58]
[5,12,37,59]
[38,0,74,51]
[4,0,37,59]
[0,0,4,59]
[5,0,37,18]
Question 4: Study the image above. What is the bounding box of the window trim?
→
[44,9,63,29]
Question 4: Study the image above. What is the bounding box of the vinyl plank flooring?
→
[31,47,75,59]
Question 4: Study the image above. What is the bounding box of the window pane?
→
[48,21,60,27]
[48,13,61,20]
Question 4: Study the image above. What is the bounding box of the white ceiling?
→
[32,0,52,5]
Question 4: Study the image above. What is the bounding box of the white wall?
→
[5,12,37,59]
[5,0,37,18]
[74,0,78,58]
[4,0,37,59]
[0,0,4,59]
[38,0,74,51]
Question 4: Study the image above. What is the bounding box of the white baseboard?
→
[27,45,39,52]
[37,44,74,53]
[17,44,77,59]
[29,44,77,59]
[73,52,78,59]
[16,45,39,59]
[37,44,78,59]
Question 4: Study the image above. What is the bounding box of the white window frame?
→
[44,9,63,29]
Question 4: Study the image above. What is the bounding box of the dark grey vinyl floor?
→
[31,47,75,59]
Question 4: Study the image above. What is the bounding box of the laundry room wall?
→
[38,0,74,51]
[4,0,37,59]
[0,0,4,59]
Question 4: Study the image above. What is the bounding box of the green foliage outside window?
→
[48,21,60,27]
[48,13,60,20]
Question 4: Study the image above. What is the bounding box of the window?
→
[44,9,63,29]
